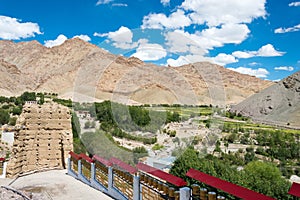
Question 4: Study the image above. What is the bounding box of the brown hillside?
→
[0,39,273,105]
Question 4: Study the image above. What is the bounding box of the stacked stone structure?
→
[6,102,73,177]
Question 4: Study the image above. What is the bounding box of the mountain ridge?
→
[0,38,273,105]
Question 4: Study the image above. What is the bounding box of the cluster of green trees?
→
[53,98,72,107]
[90,101,181,144]
[0,92,37,126]
[221,121,300,177]
[71,112,87,154]
[170,147,293,199]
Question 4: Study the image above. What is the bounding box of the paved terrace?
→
[0,169,113,200]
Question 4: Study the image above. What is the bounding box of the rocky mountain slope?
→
[231,71,300,128]
[0,38,273,105]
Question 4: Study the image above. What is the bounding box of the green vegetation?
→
[81,130,135,164]
[71,111,87,154]
[170,147,292,199]
[53,98,72,107]
[152,143,164,151]
[0,109,10,125]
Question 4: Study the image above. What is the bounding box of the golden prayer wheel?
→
[174,191,180,200]
[200,188,208,200]
[192,184,200,196]
[140,174,145,182]
[157,181,163,191]
[168,187,175,198]
[163,184,169,195]
[208,191,217,200]
[152,179,158,188]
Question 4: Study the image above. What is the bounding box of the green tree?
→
[39,93,45,105]
[20,91,36,102]
[170,147,201,180]
[0,109,10,125]
[241,161,292,199]
[71,112,80,138]
[11,106,22,115]
[8,117,17,126]
[84,121,91,129]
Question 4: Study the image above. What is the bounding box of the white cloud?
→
[161,0,170,6]
[227,67,269,78]
[232,51,255,59]
[289,2,300,6]
[248,62,261,66]
[164,24,249,58]
[212,53,238,66]
[73,34,91,42]
[274,24,300,33]
[96,0,113,5]
[44,34,68,48]
[181,0,266,27]
[141,9,191,29]
[232,44,284,58]
[167,56,190,66]
[274,66,294,71]
[112,3,128,7]
[94,26,138,49]
[257,44,284,56]
[201,23,250,45]
[167,53,237,67]
[164,30,207,55]
[131,42,167,61]
[0,15,41,40]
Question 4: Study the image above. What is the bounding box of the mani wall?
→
[6,102,73,177]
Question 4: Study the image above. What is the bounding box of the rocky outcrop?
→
[231,71,300,128]
[6,102,73,177]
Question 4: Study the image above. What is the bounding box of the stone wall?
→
[6,102,73,177]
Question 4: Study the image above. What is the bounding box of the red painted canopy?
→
[0,157,5,161]
[69,151,81,160]
[110,157,137,174]
[288,182,300,197]
[93,155,112,166]
[186,168,275,200]
[79,153,94,163]
[137,162,187,187]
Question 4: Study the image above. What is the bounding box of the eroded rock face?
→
[231,71,300,128]
[6,102,73,177]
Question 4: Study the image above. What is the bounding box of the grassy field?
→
[147,105,213,119]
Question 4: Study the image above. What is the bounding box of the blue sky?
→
[0,0,299,81]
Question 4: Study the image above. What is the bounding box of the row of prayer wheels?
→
[95,162,109,174]
[140,173,180,199]
[192,184,225,200]
[113,169,134,184]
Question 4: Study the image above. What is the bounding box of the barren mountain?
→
[0,38,273,105]
[231,71,300,128]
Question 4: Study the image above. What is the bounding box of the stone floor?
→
[0,169,113,200]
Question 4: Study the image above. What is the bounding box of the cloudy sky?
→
[0,0,299,80]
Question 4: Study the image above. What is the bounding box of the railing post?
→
[91,162,95,182]
[78,159,82,176]
[108,166,114,193]
[180,187,191,200]
[133,174,140,200]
